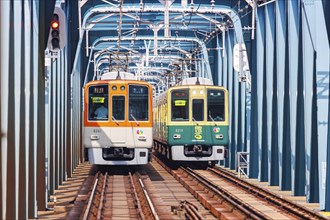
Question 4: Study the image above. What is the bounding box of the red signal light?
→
[47,8,67,51]
[51,21,59,29]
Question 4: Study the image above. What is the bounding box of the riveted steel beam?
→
[265,0,276,186]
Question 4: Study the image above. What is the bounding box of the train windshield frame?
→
[128,85,149,121]
[171,89,189,121]
[207,89,225,122]
[88,84,109,121]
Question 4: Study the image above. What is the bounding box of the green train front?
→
[153,84,229,162]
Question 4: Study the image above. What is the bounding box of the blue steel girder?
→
[250,0,330,210]
[302,0,315,203]
[256,6,268,182]
[76,3,247,86]
[265,1,276,186]
[226,30,235,169]
[86,36,214,84]
[249,21,259,179]
[275,0,289,190]
[302,0,329,209]
[288,0,304,196]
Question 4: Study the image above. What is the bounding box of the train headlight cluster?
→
[192,90,204,95]
[111,85,125,91]
[173,134,181,139]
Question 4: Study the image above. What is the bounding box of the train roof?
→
[85,71,151,87]
[101,71,135,80]
[85,79,151,88]
[177,77,213,86]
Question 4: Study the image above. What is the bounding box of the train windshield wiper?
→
[112,116,119,125]
[208,114,218,126]
[192,117,199,126]
[130,114,140,126]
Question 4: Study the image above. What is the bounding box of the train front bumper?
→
[88,148,149,165]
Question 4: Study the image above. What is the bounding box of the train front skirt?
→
[171,145,225,161]
[88,147,150,165]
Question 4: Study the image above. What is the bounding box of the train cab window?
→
[112,96,125,120]
[207,89,225,121]
[192,99,204,121]
[129,85,149,121]
[88,85,109,121]
[171,89,189,121]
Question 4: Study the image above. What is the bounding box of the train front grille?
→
[183,145,212,157]
[102,147,135,161]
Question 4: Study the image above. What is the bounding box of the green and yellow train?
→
[153,77,229,164]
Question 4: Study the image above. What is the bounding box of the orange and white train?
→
[83,72,153,165]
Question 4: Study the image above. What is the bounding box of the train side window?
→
[171,89,189,121]
[192,99,204,121]
[88,85,109,121]
[112,96,125,120]
[207,89,225,121]
[129,85,149,121]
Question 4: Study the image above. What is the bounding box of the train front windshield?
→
[112,96,125,120]
[88,85,109,121]
[192,99,204,121]
[207,89,225,121]
[129,85,149,121]
[171,89,189,121]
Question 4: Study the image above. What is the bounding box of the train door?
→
[109,90,127,144]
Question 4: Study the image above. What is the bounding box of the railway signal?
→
[50,14,60,49]
[47,7,66,51]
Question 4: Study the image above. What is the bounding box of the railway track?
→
[154,155,328,219]
[141,160,217,219]
[67,156,328,220]
[67,168,160,220]
[67,163,214,220]
[208,166,328,220]
[154,156,245,219]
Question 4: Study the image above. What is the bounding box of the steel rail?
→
[96,172,108,220]
[181,200,204,220]
[128,172,146,220]
[209,167,328,220]
[137,176,160,220]
[82,175,100,220]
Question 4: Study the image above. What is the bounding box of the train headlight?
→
[112,85,117,90]
[192,90,197,95]
[90,135,99,140]
[215,134,223,139]
[173,134,181,139]
[120,86,125,91]
[199,90,204,95]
